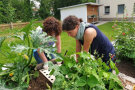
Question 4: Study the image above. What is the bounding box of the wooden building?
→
[58,2,101,23]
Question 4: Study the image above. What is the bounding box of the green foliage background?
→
[0,0,96,23]
[112,18,135,64]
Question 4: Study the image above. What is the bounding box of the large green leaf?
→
[0,70,9,76]
[102,62,110,71]
[110,59,115,69]
[60,66,69,75]
[103,72,110,80]
[109,79,115,90]
[115,67,119,75]
[33,71,39,78]
[75,76,86,87]
[87,74,99,88]
[20,20,34,35]
[0,37,6,48]
[12,33,25,40]
[109,73,122,87]
[11,45,29,53]
[49,69,55,75]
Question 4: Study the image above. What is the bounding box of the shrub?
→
[112,15,135,64]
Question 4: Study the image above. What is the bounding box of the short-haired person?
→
[62,15,116,63]
[33,17,62,64]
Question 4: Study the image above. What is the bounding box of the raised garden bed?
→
[27,59,135,90]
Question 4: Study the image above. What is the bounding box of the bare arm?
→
[36,35,61,63]
[56,35,61,53]
[37,49,48,62]
[76,40,82,60]
[83,28,97,52]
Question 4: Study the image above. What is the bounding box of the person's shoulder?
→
[85,27,96,34]
[85,28,97,38]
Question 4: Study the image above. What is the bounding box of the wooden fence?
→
[0,21,43,30]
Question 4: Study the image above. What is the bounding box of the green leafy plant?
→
[112,14,135,64]
[0,21,57,89]
[48,52,123,90]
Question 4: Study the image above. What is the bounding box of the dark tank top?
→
[79,24,115,62]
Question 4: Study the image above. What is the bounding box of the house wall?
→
[87,5,98,22]
[97,0,135,20]
[60,5,87,22]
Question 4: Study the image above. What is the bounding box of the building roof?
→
[58,2,102,10]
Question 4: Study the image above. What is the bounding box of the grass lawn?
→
[61,32,76,55]
[97,22,114,40]
[0,22,114,64]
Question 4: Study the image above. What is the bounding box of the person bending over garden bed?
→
[33,17,62,69]
[62,15,116,64]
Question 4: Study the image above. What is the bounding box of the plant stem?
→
[27,35,30,56]
[22,49,33,72]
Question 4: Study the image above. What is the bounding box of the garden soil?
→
[116,59,135,78]
[28,72,52,90]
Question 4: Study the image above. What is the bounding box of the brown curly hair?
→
[43,17,62,36]
[62,15,83,31]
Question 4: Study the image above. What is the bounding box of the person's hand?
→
[50,59,57,64]
[34,63,44,70]
[34,62,49,70]
[43,62,48,70]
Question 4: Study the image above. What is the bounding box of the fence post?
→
[10,22,13,30]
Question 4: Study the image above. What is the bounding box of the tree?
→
[0,1,7,23]
[38,0,53,19]
[7,3,15,23]
[35,0,96,20]
[11,0,33,22]
[53,0,96,19]
[23,0,33,21]
[11,0,25,22]
[0,0,15,23]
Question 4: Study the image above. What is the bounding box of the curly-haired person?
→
[33,17,62,66]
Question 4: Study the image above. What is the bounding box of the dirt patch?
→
[28,72,52,90]
[116,59,135,78]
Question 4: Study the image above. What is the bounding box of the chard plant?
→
[48,52,123,90]
[0,21,57,89]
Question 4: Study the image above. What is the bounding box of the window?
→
[105,6,110,14]
[118,4,125,14]
[134,3,135,13]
